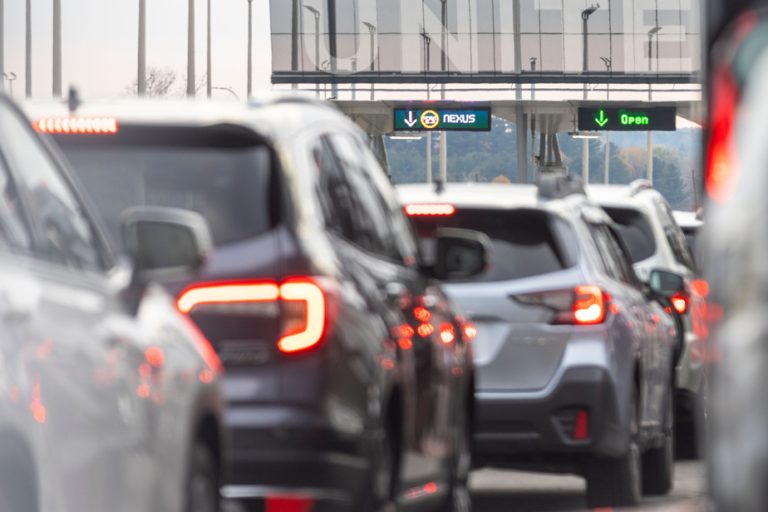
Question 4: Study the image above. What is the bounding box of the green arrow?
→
[595,109,609,128]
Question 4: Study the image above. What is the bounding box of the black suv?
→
[29,96,485,512]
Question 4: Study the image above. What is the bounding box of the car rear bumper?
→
[222,403,369,511]
[473,366,627,466]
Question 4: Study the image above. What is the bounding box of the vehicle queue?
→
[0,91,705,512]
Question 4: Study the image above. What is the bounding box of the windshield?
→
[411,208,578,282]
[55,130,274,250]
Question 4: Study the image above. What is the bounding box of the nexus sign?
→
[578,106,677,131]
[394,107,492,132]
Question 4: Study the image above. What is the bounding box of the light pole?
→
[581,3,599,186]
[3,72,16,97]
[326,0,338,98]
[363,21,376,100]
[53,0,62,97]
[305,5,321,97]
[247,0,253,97]
[647,25,662,184]
[601,56,611,184]
[291,0,299,89]
[421,28,431,99]
[25,0,31,97]
[207,0,212,98]
[187,0,195,97]
[138,0,146,95]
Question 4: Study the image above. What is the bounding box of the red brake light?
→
[671,292,689,315]
[439,323,456,344]
[404,204,456,217]
[177,279,328,355]
[34,116,119,135]
[573,286,606,325]
[463,322,477,341]
[705,67,740,203]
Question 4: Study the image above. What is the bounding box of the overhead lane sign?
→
[394,107,492,132]
[578,106,677,131]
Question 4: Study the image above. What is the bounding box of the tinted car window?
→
[411,208,578,282]
[0,148,32,251]
[54,126,274,249]
[602,207,657,263]
[0,106,102,270]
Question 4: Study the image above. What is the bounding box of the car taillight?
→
[705,66,740,203]
[34,116,119,134]
[176,278,331,355]
[404,204,456,216]
[670,292,689,315]
[513,285,608,326]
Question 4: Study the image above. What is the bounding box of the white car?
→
[0,94,225,512]
[589,181,703,456]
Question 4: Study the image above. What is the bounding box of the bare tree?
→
[126,66,177,97]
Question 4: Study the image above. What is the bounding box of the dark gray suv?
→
[399,176,679,508]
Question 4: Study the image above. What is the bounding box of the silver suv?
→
[589,181,703,455]
[398,176,678,508]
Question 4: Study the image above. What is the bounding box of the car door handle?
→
[0,278,41,322]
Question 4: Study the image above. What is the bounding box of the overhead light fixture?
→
[569,131,601,140]
[389,135,425,141]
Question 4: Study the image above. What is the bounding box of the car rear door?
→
[0,100,149,512]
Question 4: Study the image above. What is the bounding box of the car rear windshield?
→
[602,207,656,263]
[53,125,275,249]
[411,208,578,282]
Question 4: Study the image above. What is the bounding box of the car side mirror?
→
[430,228,491,281]
[648,268,685,298]
[122,206,213,284]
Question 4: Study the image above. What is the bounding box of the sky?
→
[2,0,273,99]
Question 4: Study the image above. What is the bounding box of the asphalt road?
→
[471,461,706,512]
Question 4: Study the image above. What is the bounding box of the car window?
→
[605,225,641,286]
[411,208,578,282]
[0,148,33,251]
[327,133,399,260]
[310,136,358,241]
[588,222,627,283]
[602,206,657,263]
[657,202,696,270]
[58,129,274,249]
[0,104,103,270]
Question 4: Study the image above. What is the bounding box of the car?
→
[398,175,678,508]
[700,2,768,510]
[672,210,704,265]
[27,94,484,512]
[0,93,225,512]
[589,181,704,456]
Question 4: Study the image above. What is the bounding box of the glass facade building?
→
[270,0,701,84]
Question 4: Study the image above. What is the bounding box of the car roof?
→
[22,93,343,141]
[673,210,704,229]
[397,183,540,210]
[587,182,662,210]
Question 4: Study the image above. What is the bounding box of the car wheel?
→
[642,386,675,495]
[586,389,642,508]
[363,424,400,512]
[186,442,219,512]
[436,414,472,512]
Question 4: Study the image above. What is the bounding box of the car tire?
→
[642,387,675,495]
[436,416,472,512]
[186,442,219,512]
[586,390,642,508]
[363,423,400,512]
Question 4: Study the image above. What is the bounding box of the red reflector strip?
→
[34,117,119,135]
[573,410,589,440]
[265,496,314,512]
[404,204,456,216]
[177,282,279,313]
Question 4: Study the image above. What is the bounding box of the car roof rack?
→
[628,179,653,196]
[537,172,585,200]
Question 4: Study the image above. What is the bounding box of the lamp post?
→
[247,0,253,97]
[3,72,16,97]
[187,0,195,97]
[326,0,338,98]
[53,0,62,97]
[207,0,212,98]
[138,0,146,95]
[291,0,299,89]
[25,0,31,97]
[0,0,4,91]
[601,56,611,184]
[647,25,662,184]
[363,21,375,100]
[305,5,321,98]
[581,3,599,186]
[421,28,431,99]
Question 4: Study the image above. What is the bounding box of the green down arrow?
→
[595,110,609,128]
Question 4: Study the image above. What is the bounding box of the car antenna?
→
[434,177,445,195]
[67,86,81,114]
